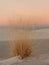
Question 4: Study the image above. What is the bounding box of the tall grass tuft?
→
[8,17,33,59]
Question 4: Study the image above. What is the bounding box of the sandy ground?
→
[0,55,49,65]
[0,39,49,65]
[1,28,49,65]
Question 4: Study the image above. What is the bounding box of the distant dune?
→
[0,27,49,41]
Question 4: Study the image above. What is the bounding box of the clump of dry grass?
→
[10,39,32,59]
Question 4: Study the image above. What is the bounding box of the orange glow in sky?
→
[0,0,49,26]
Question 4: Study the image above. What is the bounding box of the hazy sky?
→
[0,0,49,26]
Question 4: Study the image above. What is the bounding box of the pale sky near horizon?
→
[0,0,49,26]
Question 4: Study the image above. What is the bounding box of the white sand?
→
[0,55,49,65]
